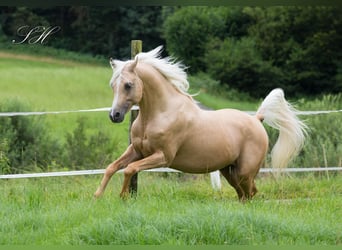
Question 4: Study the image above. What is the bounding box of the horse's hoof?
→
[94,190,102,199]
[120,191,129,200]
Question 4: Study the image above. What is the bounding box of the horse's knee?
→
[123,166,138,177]
[104,164,116,177]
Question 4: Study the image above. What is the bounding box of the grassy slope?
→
[0,174,341,245]
[0,55,129,147]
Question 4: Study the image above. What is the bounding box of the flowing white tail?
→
[256,88,307,169]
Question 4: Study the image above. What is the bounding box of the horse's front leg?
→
[120,150,167,198]
[94,144,140,198]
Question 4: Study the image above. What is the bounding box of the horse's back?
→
[193,108,267,148]
[170,108,268,173]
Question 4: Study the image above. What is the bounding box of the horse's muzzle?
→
[109,110,125,123]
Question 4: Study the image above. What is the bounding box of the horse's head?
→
[108,57,143,123]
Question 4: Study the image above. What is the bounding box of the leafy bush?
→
[164,6,342,98]
[205,37,283,98]
[0,138,10,174]
[248,6,342,96]
[0,99,61,173]
[263,93,342,168]
[0,100,121,173]
[295,94,342,167]
[163,7,225,72]
[63,117,119,170]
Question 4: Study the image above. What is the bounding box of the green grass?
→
[0,54,129,145]
[0,42,108,66]
[193,91,257,110]
[0,173,341,245]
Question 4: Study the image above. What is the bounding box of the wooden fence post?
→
[129,40,142,196]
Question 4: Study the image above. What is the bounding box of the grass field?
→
[0,173,341,245]
[0,55,117,139]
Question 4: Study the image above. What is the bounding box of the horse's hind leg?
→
[239,176,258,200]
[235,154,263,201]
[220,165,245,200]
[220,161,260,201]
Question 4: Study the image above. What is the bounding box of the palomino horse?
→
[94,46,307,201]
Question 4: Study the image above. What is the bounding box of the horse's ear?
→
[128,56,138,72]
[110,58,123,70]
[109,58,115,68]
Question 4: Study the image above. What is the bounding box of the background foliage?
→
[1,6,164,59]
[1,6,341,97]
[163,6,342,97]
[0,100,60,173]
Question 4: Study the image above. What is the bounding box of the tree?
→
[205,37,282,97]
[163,7,226,72]
[0,7,165,59]
[165,6,342,97]
[247,6,342,96]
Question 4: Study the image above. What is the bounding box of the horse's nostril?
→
[109,110,124,123]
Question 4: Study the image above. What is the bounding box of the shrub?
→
[0,99,62,173]
[63,117,119,170]
[295,94,342,167]
[263,93,342,168]
[205,37,283,98]
[163,7,225,72]
[0,138,10,174]
[164,6,341,97]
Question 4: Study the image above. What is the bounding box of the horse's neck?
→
[136,66,191,120]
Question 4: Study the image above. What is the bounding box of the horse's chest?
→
[131,115,184,157]
[132,136,152,156]
[131,124,172,157]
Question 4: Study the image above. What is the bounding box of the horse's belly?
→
[170,155,231,173]
[170,136,239,173]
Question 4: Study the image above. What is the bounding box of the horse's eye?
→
[124,82,132,91]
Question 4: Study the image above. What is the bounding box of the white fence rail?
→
[0,106,341,117]
[1,167,341,180]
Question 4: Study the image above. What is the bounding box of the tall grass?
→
[0,174,341,245]
[297,94,342,167]
[264,93,342,168]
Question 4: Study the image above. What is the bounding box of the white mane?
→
[110,46,191,97]
[135,46,190,95]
